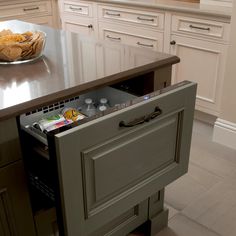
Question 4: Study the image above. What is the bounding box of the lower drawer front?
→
[34,201,148,236]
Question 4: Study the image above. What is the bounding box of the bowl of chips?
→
[0,29,46,63]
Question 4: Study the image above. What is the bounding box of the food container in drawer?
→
[171,15,230,41]
[98,5,164,29]
[0,1,52,19]
[63,1,93,17]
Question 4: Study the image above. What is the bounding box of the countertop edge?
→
[0,55,180,121]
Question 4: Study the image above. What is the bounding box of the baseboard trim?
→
[213,118,236,150]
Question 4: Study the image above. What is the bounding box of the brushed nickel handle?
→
[119,106,162,128]
[105,12,121,17]
[23,6,39,11]
[170,40,176,45]
[69,6,83,11]
[189,25,210,31]
[106,35,121,40]
[137,42,154,48]
[137,16,154,22]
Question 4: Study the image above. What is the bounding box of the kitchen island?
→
[0,20,196,236]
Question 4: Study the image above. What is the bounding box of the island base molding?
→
[213,118,236,150]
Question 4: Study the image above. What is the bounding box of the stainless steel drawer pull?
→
[105,12,121,17]
[106,35,121,40]
[23,7,39,11]
[137,42,154,48]
[137,16,154,22]
[189,25,210,31]
[119,106,162,128]
[69,6,83,11]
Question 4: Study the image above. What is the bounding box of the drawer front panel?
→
[0,1,52,19]
[98,5,164,29]
[99,22,163,51]
[172,15,230,41]
[53,82,196,236]
[63,1,93,17]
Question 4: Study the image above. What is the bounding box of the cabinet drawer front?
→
[100,22,163,51]
[53,82,196,236]
[0,1,52,19]
[63,1,93,17]
[98,5,164,29]
[172,15,230,41]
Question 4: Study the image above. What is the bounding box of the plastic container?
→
[97,98,109,112]
[80,98,96,117]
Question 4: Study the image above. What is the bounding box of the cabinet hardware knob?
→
[170,40,176,45]
[119,106,162,128]
[69,6,82,11]
[23,6,39,11]
[137,42,154,48]
[189,25,210,31]
[87,24,93,28]
[137,16,154,22]
[106,35,121,41]
[105,12,121,17]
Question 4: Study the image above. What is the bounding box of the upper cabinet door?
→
[53,82,196,236]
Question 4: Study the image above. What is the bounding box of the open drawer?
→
[19,81,196,236]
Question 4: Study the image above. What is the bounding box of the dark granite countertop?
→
[0,20,179,121]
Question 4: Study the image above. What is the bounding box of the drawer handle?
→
[106,35,121,41]
[69,6,83,11]
[119,106,162,128]
[105,12,121,17]
[189,25,210,31]
[87,24,93,28]
[137,42,154,48]
[23,6,39,11]
[137,16,154,22]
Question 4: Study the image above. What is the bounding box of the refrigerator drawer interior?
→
[19,86,137,145]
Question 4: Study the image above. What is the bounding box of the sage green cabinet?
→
[0,160,36,236]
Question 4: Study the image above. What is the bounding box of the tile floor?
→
[132,120,236,236]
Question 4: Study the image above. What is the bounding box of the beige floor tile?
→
[155,214,221,236]
[182,179,236,236]
[190,144,236,179]
[165,163,220,211]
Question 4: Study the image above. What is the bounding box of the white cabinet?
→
[57,2,231,115]
[170,14,229,116]
[60,0,98,36]
[0,0,59,28]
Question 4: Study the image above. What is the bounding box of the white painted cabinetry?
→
[0,0,59,28]
[170,15,230,115]
[60,0,98,36]
[59,0,230,116]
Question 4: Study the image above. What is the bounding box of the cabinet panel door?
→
[0,161,36,236]
[170,35,227,115]
[53,81,196,236]
[62,15,96,37]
